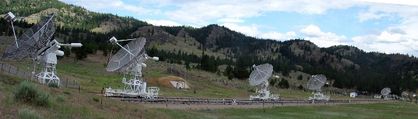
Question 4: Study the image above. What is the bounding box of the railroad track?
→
[110,96,389,106]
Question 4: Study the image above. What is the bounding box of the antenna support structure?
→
[104,37,159,99]
[3,12,19,48]
[35,40,82,86]
[1,13,82,87]
[248,64,279,100]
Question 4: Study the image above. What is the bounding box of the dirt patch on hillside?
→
[148,76,190,88]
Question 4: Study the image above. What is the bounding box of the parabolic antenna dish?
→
[381,87,391,96]
[307,74,327,91]
[2,14,55,60]
[106,38,146,72]
[248,63,273,86]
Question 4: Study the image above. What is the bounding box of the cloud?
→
[300,25,348,47]
[60,0,159,15]
[354,2,418,56]
[260,31,297,41]
[352,30,418,56]
[145,19,181,26]
[221,23,297,40]
[163,0,355,26]
[356,0,418,6]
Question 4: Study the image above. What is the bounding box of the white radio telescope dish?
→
[2,14,55,60]
[249,64,273,86]
[381,87,391,96]
[106,37,146,72]
[307,74,327,91]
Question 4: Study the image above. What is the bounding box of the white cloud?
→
[145,19,180,26]
[356,0,418,6]
[60,0,159,15]
[353,2,418,56]
[260,31,297,41]
[300,25,348,47]
[352,30,418,56]
[221,23,260,37]
[217,18,244,23]
[221,23,297,40]
[358,11,389,22]
[163,0,355,26]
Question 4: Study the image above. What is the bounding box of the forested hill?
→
[0,0,148,33]
[0,0,417,94]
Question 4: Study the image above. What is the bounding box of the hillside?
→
[135,25,418,94]
[0,0,417,95]
[0,0,148,33]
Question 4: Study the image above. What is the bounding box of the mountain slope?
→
[0,0,148,33]
[135,25,418,94]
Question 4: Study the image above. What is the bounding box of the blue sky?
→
[61,0,418,56]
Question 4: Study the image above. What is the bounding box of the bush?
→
[34,92,50,106]
[297,75,303,80]
[56,95,65,102]
[14,81,51,107]
[278,79,290,89]
[18,108,41,119]
[92,97,99,102]
[48,82,59,88]
[63,91,71,95]
[298,85,304,90]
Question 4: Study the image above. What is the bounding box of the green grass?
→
[18,108,42,119]
[55,58,251,98]
[56,59,124,91]
[156,102,418,119]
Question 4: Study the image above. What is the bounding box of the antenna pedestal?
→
[250,81,279,100]
[308,91,330,101]
[36,62,60,86]
[105,66,159,98]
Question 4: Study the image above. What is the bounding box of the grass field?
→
[156,102,418,119]
[2,74,418,119]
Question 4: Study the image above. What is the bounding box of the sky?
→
[60,0,418,56]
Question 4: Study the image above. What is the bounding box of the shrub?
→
[18,108,41,119]
[63,91,71,95]
[15,81,37,103]
[278,79,290,89]
[14,81,51,107]
[34,92,50,107]
[297,75,303,80]
[48,82,59,88]
[298,85,304,90]
[56,95,65,102]
[92,97,100,102]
